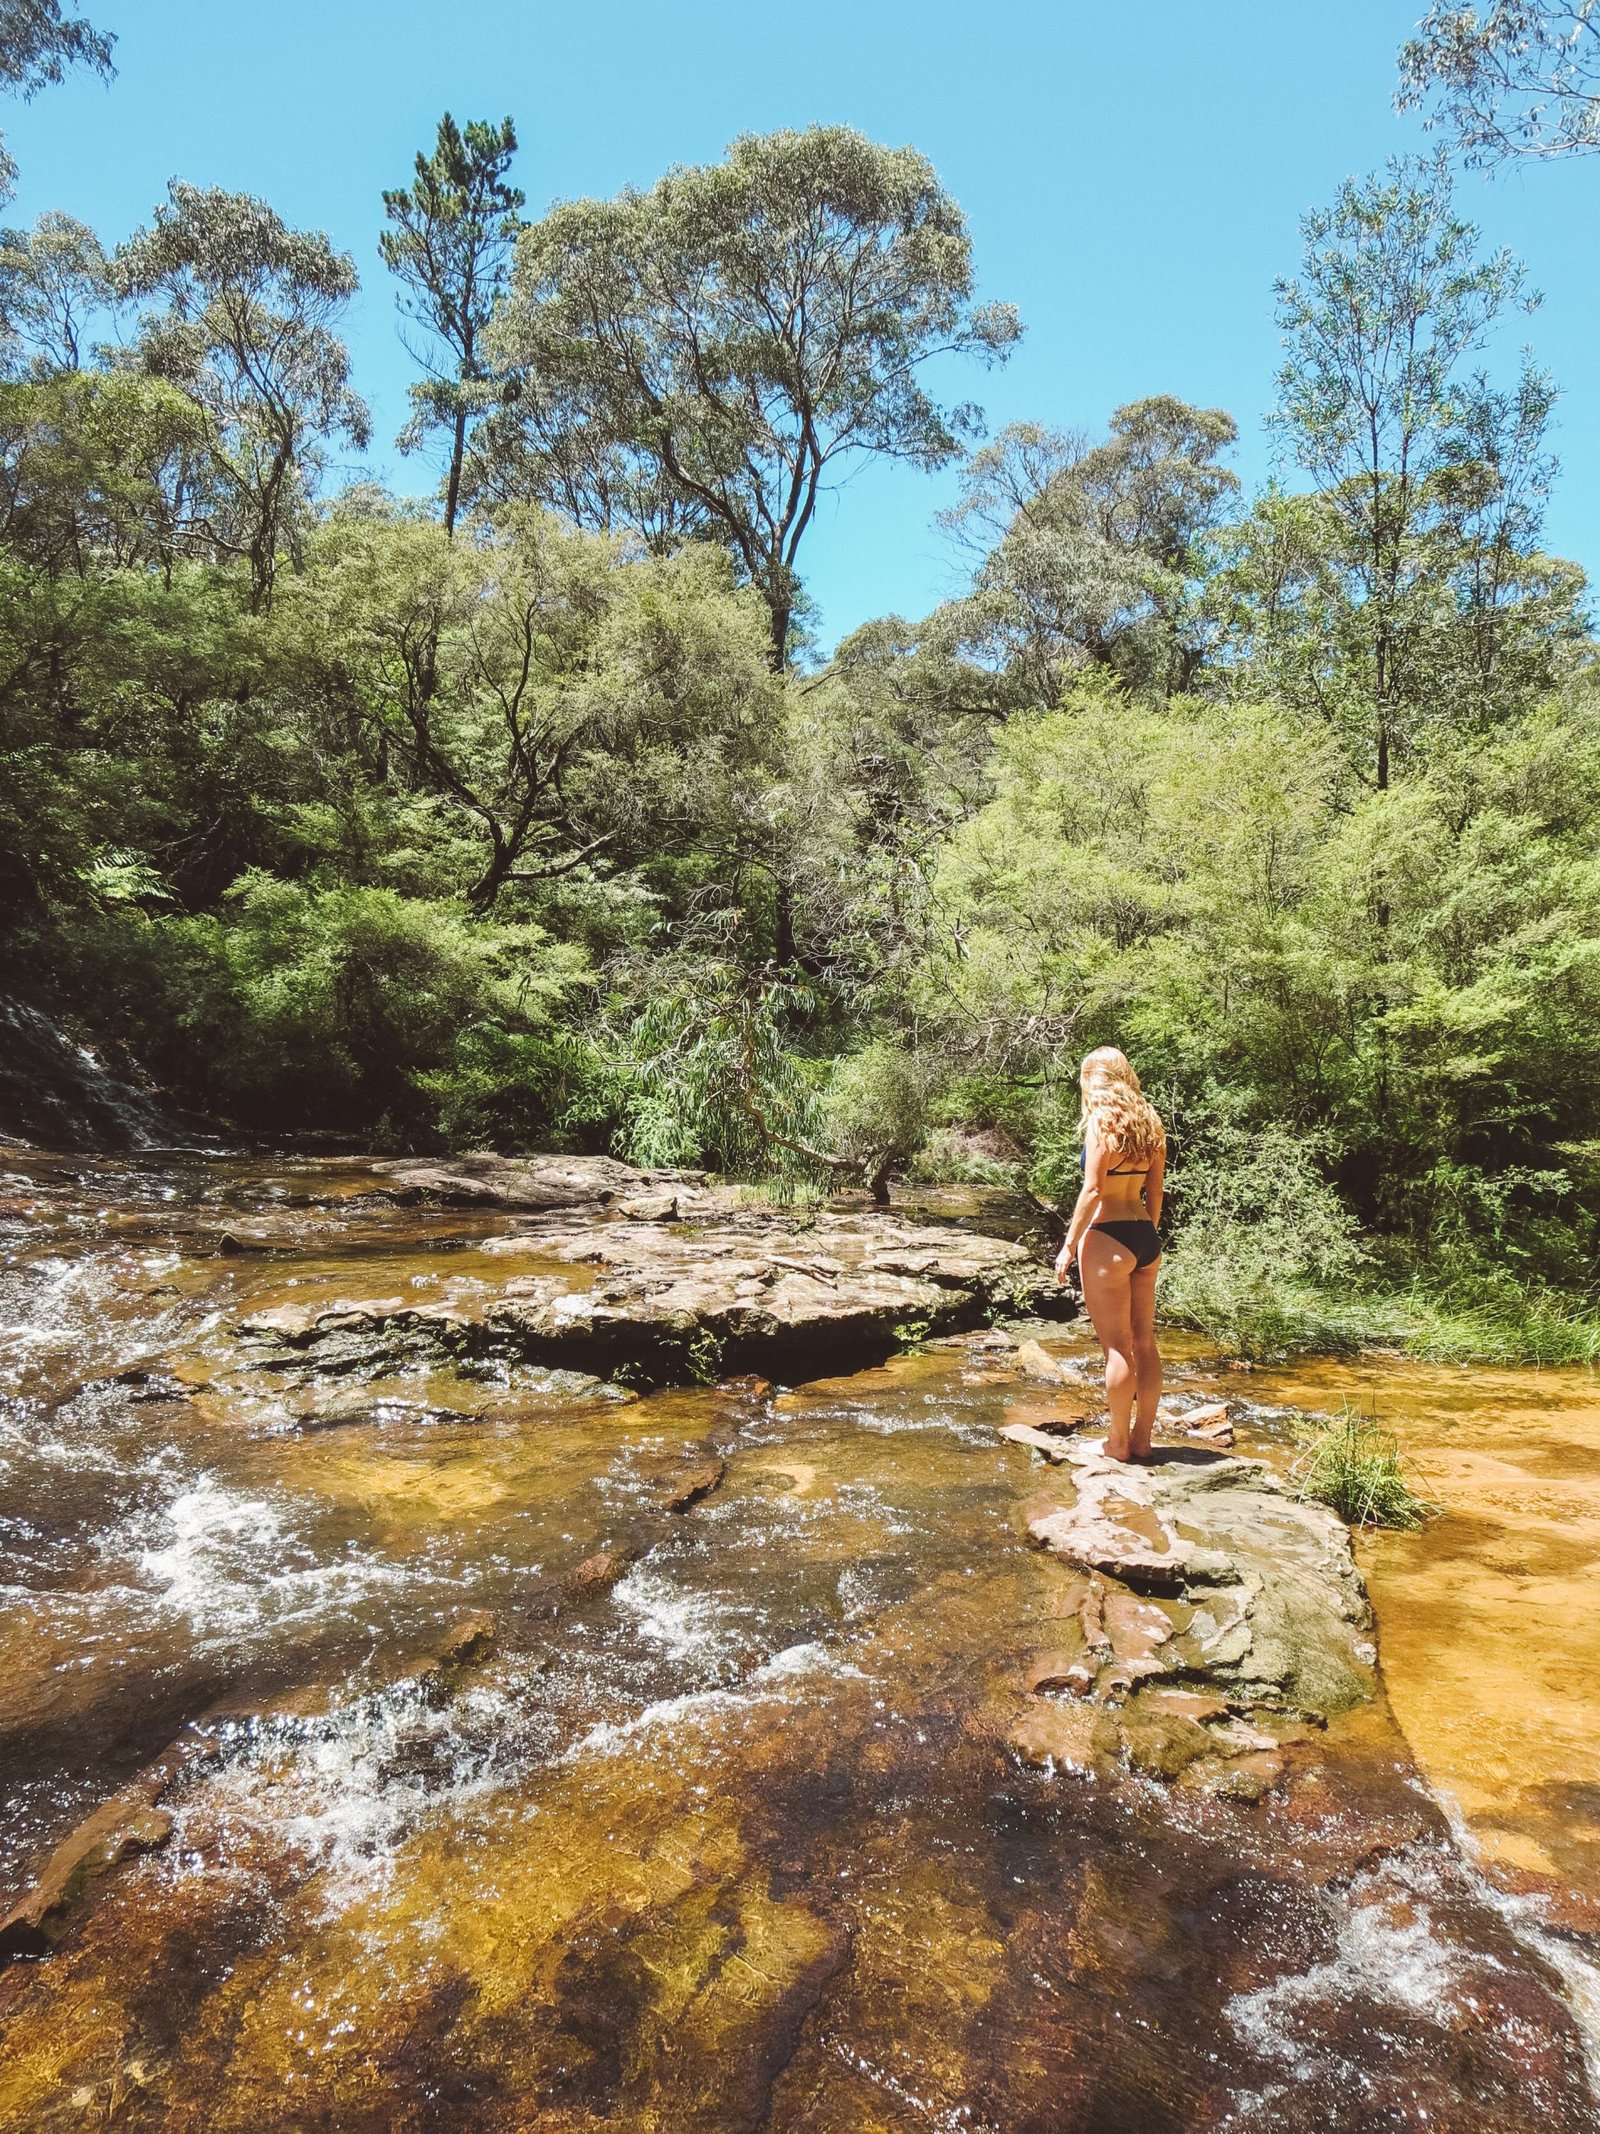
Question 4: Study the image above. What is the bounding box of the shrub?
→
[1158,1120,1377,1358]
[77,875,589,1142]
[1290,1405,1438,1530]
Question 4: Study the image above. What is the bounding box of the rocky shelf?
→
[1001,1429,1378,1797]
[237,1157,1071,1389]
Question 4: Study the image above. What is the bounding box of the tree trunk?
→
[444,398,468,538]
[774,879,797,970]
[766,599,790,673]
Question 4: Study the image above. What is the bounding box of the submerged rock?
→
[0,1784,174,1958]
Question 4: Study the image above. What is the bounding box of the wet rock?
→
[433,1610,497,1669]
[110,1367,193,1403]
[1,1787,174,1958]
[1141,1686,1233,1724]
[1116,1705,1217,1780]
[213,1228,293,1256]
[998,1421,1080,1461]
[664,1457,726,1513]
[1013,1338,1074,1383]
[1479,1862,1600,1941]
[1024,1443,1376,1720]
[1028,1473,1195,1594]
[1185,1749,1285,1802]
[1025,1647,1090,1696]
[1007,1701,1120,1776]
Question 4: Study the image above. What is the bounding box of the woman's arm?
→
[1054,1127,1110,1283]
[1145,1142,1166,1227]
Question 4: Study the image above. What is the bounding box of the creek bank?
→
[237,1184,1072,1389]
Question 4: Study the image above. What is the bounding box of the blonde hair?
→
[1077,1046,1165,1165]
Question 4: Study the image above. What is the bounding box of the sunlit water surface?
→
[1,1151,1597,2131]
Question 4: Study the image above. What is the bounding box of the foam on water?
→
[1218,1846,1589,2125]
[610,1561,747,1665]
[179,1670,535,1914]
[565,1638,860,1763]
[120,1471,415,1645]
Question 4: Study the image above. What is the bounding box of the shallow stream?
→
[2,1151,1597,2130]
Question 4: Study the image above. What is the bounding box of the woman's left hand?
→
[1054,1242,1074,1285]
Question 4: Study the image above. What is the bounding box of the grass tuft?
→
[1289,1404,1439,1530]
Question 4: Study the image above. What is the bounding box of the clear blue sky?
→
[15,0,1598,647]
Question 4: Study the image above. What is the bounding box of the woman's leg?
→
[1077,1228,1137,1462]
[1129,1257,1162,1459]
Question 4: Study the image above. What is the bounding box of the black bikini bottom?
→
[1089,1218,1162,1269]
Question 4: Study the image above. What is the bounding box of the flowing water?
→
[1,1148,1597,2131]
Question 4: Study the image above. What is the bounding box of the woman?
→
[1054,1047,1166,1463]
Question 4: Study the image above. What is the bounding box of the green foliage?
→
[820,1041,938,1170]
[1398,3,1600,165]
[1291,1405,1438,1530]
[483,124,1021,662]
[599,958,826,1175]
[932,398,1240,702]
[1,106,1598,1371]
[0,1,114,203]
[1245,155,1581,781]
[90,876,587,1141]
[380,113,523,532]
[114,182,370,607]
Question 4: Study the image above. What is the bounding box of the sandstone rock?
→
[1025,1444,1376,1719]
[664,1457,726,1513]
[1117,1706,1217,1780]
[433,1610,497,1668]
[1013,1338,1073,1383]
[1,1789,175,1958]
[372,1153,662,1209]
[1008,1701,1120,1776]
[1025,1648,1089,1696]
[1027,1453,1196,1594]
[1102,1591,1176,1666]
[999,1421,1079,1462]
[1138,1687,1231,1724]
[234,1208,1066,1391]
[1185,1749,1285,1803]
[1479,1863,1600,1941]
[617,1192,679,1222]
[488,1214,1063,1384]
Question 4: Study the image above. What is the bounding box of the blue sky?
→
[14,0,1598,647]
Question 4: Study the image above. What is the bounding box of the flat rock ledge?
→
[239,1206,1070,1389]
[370,1152,701,1212]
[1005,1438,1377,1796]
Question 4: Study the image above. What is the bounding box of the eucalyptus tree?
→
[0,0,113,200]
[114,183,370,609]
[483,125,1021,669]
[1263,155,1568,788]
[1399,2,1600,162]
[931,397,1239,702]
[0,208,110,370]
[380,113,523,535]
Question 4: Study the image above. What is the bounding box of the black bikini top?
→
[1079,1144,1150,1178]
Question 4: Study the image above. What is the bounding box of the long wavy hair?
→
[1077,1046,1166,1165]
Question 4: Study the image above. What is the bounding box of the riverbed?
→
[2,1149,1597,2130]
